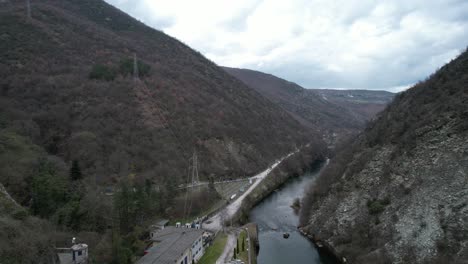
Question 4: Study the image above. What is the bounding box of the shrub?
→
[12,209,29,220]
[367,199,387,215]
[119,58,150,77]
[89,64,116,81]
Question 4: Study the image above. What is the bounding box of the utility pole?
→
[192,151,199,184]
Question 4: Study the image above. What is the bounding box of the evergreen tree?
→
[233,248,236,259]
[164,177,177,207]
[114,181,132,234]
[242,238,245,251]
[236,239,239,254]
[70,160,82,181]
[208,176,215,193]
[31,160,68,218]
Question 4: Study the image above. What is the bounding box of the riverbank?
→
[298,228,347,264]
[203,149,302,232]
[202,142,327,263]
[248,155,337,264]
[232,142,327,225]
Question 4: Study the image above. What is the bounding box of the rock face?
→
[300,49,468,264]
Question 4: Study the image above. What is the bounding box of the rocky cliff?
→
[300,48,468,263]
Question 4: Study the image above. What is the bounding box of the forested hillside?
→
[0,0,322,192]
[0,0,326,262]
[223,67,393,144]
[300,48,468,263]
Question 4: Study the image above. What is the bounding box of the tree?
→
[208,176,215,193]
[31,160,68,218]
[164,177,177,207]
[242,238,245,251]
[233,248,236,259]
[119,58,150,77]
[236,239,239,254]
[114,181,133,234]
[89,64,117,81]
[112,231,133,264]
[70,160,82,181]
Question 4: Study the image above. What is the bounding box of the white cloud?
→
[105,0,468,92]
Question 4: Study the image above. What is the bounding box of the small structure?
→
[104,186,114,196]
[202,231,213,247]
[56,238,89,264]
[149,219,169,239]
[138,226,205,264]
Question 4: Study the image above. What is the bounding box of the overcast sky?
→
[105,0,468,92]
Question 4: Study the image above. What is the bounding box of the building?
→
[56,243,89,264]
[138,226,205,264]
[149,219,170,239]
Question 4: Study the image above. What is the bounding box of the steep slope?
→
[223,67,393,143]
[300,49,468,263]
[0,183,56,263]
[313,89,394,124]
[0,0,323,194]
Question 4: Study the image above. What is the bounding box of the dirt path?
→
[216,232,236,264]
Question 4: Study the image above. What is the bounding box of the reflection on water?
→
[249,163,333,264]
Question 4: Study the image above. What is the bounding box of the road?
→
[203,150,297,232]
[216,231,237,264]
[203,149,299,264]
[204,150,298,231]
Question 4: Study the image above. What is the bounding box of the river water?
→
[249,162,334,264]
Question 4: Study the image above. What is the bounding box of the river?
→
[249,162,335,264]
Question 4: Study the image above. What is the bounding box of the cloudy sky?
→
[105,0,468,92]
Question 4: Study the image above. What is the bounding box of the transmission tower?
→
[183,150,200,220]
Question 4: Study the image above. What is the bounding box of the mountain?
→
[313,89,394,123]
[300,48,468,263]
[0,0,323,197]
[223,67,394,144]
[0,0,330,262]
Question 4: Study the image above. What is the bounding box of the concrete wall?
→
[175,248,191,264]
[191,235,204,262]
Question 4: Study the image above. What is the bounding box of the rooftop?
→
[137,227,204,264]
[153,219,169,227]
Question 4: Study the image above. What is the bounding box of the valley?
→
[1,0,466,264]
